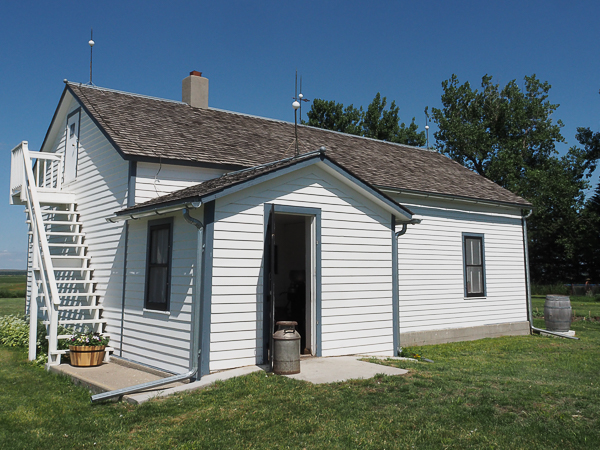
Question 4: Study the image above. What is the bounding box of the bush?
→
[0,314,29,347]
[0,288,27,298]
[0,315,73,365]
[531,284,570,296]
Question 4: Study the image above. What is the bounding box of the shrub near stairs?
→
[0,314,71,365]
[0,315,29,347]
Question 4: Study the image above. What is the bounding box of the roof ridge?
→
[67,82,435,154]
[208,107,436,153]
[300,124,437,153]
[66,81,186,105]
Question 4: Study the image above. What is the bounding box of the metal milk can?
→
[273,321,301,375]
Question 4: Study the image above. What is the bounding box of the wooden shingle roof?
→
[116,150,414,219]
[67,82,531,207]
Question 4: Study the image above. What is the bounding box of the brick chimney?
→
[182,71,208,109]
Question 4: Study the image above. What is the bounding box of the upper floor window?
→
[463,234,485,297]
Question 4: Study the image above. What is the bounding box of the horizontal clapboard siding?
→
[393,197,528,334]
[48,99,129,351]
[135,162,226,204]
[210,166,394,371]
[121,213,198,372]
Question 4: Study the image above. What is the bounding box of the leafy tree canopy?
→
[579,183,600,281]
[304,93,426,147]
[431,74,599,283]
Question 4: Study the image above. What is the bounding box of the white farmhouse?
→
[9,71,533,377]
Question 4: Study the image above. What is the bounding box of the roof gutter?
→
[379,187,532,210]
[106,201,202,222]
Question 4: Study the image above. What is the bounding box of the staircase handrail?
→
[18,142,62,306]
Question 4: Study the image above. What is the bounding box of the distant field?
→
[0,275,26,294]
[0,275,26,316]
[0,270,26,276]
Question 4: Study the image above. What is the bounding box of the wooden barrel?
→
[544,295,572,332]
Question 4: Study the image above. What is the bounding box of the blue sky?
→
[1,0,598,269]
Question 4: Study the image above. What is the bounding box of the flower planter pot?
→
[69,345,106,367]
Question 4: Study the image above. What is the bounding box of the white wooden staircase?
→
[10,141,109,365]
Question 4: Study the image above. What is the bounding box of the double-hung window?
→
[145,218,173,311]
[463,233,485,297]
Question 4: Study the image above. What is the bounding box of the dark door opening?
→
[270,213,312,356]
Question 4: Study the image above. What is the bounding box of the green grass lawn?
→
[0,275,26,316]
[0,274,26,317]
[0,297,26,317]
[1,318,599,449]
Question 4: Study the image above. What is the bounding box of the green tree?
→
[575,126,600,281]
[304,93,426,147]
[303,99,363,135]
[431,74,597,283]
[579,183,600,281]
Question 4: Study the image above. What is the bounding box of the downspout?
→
[521,209,579,340]
[396,223,408,237]
[119,222,129,356]
[182,207,205,374]
[522,209,534,329]
[394,218,422,354]
[91,207,204,403]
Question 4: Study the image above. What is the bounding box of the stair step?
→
[59,293,97,298]
[51,255,90,260]
[26,208,76,213]
[41,304,100,312]
[41,211,77,216]
[48,243,87,248]
[57,305,102,311]
[34,231,85,236]
[43,219,82,225]
[26,220,83,226]
[36,280,94,291]
[53,267,93,272]
[51,349,69,355]
[43,318,107,325]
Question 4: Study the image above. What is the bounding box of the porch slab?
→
[52,355,408,404]
[48,357,187,399]
[284,356,409,384]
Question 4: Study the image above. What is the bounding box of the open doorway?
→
[265,206,318,363]
[272,213,313,355]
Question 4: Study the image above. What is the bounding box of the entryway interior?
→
[272,213,313,355]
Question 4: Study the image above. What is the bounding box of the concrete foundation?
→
[399,321,531,347]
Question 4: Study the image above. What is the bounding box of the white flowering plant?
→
[68,331,109,347]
